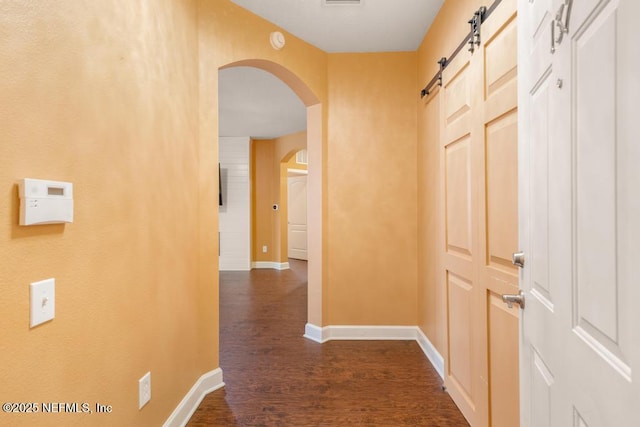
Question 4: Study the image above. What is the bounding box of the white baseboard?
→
[324,325,419,341]
[303,323,326,343]
[303,325,419,342]
[219,264,251,272]
[163,368,224,427]
[302,325,444,379]
[416,328,444,379]
[251,262,290,270]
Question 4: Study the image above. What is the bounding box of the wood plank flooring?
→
[188,259,469,426]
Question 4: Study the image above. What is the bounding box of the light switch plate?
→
[30,278,55,327]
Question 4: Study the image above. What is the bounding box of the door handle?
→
[512,252,525,268]
[502,290,525,309]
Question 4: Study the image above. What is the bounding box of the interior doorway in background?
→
[287,151,308,261]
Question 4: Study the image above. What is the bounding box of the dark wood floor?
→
[188,259,469,426]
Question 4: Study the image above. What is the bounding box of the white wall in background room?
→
[219,136,251,271]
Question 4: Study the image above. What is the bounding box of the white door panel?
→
[518,0,640,425]
[288,176,307,260]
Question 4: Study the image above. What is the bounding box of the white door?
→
[288,175,308,260]
[518,0,640,425]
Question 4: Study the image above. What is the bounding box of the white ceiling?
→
[219,67,306,139]
[220,0,444,139]
[229,0,444,53]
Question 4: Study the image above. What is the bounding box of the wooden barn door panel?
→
[440,0,519,425]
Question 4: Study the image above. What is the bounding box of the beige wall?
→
[416,0,487,358]
[0,0,203,425]
[251,139,277,262]
[326,53,418,325]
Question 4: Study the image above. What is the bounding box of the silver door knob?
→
[512,252,525,268]
[502,290,525,309]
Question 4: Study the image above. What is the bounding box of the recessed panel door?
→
[288,175,308,260]
[477,2,520,426]
[440,1,520,425]
[518,0,640,425]
[441,32,483,427]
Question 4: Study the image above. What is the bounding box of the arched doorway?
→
[218,59,323,334]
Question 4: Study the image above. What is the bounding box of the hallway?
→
[188,260,468,426]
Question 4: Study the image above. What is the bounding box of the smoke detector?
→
[270,31,285,50]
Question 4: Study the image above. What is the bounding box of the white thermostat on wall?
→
[18,178,73,226]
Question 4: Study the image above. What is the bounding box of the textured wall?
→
[0,0,202,425]
[251,139,277,263]
[327,52,419,325]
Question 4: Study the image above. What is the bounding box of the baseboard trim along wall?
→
[416,328,444,379]
[303,323,326,343]
[304,323,444,379]
[163,368,224,427]
[251,262,290,270]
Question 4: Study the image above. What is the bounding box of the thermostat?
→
[19,178,74,226]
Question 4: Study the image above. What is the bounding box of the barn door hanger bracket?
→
[468,6,487,54]
[437,57,447,88]
[420,57,447,97]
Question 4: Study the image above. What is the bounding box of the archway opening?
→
[217,59,323,334]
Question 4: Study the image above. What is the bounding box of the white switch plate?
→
[262,245,267,253]
[138,371,151,409]
[30,278,55,328]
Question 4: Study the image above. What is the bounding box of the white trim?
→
[295,149,308,165]
[287,168,308,176]
[251,262,290,270]
[163,368,224,427]
[303,323,326,343]
[416,328,444,379]
[302,325,444,379]
[324,325,418,341]
[303,325,418,342]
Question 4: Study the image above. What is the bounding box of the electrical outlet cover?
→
[138,372,151,409]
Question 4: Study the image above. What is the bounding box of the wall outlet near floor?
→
[138,371,151,409]
[262,245,267,253]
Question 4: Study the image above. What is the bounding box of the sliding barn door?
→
[439,0,519,425]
